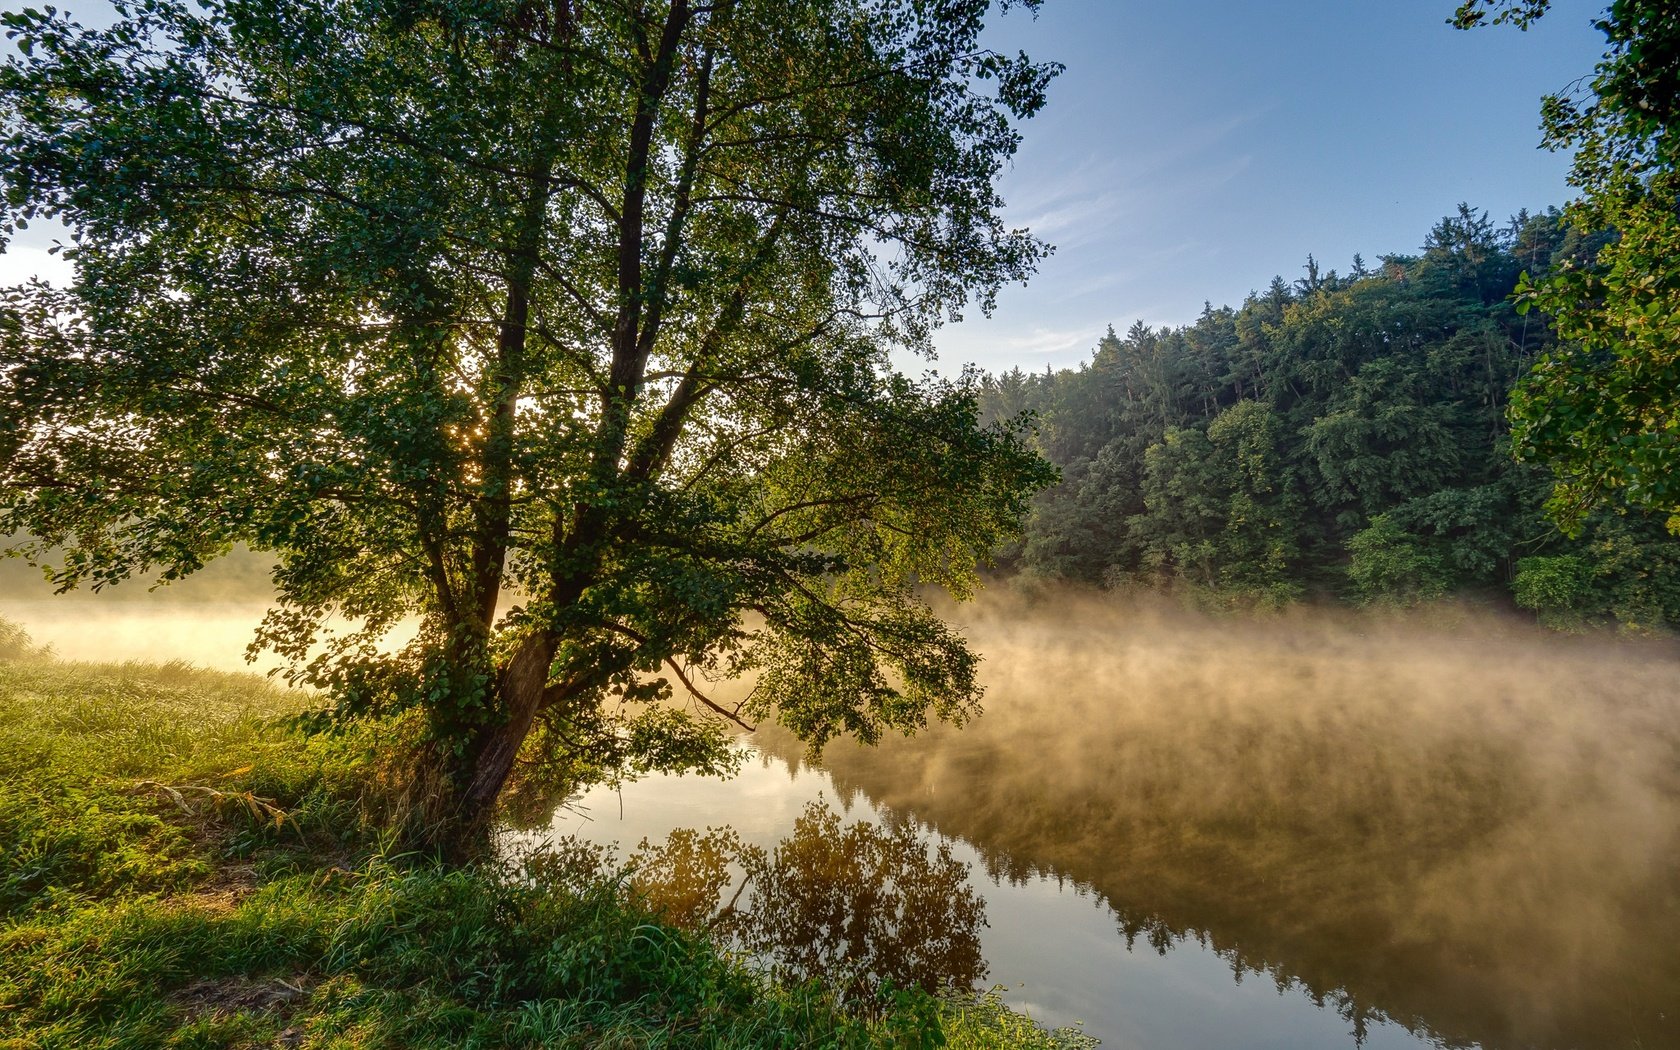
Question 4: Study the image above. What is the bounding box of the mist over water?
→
[0,552,415,673]
[553,586,1680,1048]
[6,556,1677,1047]
[0,554,276,669]
[754,586,1680,1049]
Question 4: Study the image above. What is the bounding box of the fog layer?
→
[7,557,1677,1048]
[755,588,1680,1050]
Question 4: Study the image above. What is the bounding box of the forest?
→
[981,204,1680,630]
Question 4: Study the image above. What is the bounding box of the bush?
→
[0,614,51,660]
[1347,515,1454,605]
[1512,555,1594,629]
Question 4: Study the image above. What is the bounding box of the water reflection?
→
[626,800,987,997]
[750,596,1680,1050]
[540,593,1680,1049]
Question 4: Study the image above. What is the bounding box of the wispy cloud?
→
[1014,189,1130,239]
[1050,240,1207,304]
[1183,152,1255,194]
[1000,107,1270,255]
[1004,325,1103,356]
[1136,107,1272,175]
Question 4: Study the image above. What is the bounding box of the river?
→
[5,574,1677,1048]
[533,591,1680,1050]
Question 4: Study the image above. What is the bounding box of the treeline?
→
[980,205,1680,630]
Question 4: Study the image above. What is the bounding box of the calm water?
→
[6,577,1678,1048]
[534,595,1680,1050]
[546,748,1437,1049]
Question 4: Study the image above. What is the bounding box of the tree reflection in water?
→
[626,800,987,998]
[747,594,1680,1050]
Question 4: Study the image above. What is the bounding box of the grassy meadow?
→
[0,618,1087,1050]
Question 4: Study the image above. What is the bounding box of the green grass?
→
[0,623,1092,1049]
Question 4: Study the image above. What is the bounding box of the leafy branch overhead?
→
[0,0,1059,849]
[1455,0,1680,534]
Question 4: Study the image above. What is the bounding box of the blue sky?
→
[0,1,1609,375]
[933,0,1609,373]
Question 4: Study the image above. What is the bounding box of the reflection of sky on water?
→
[555,746,1432,1050]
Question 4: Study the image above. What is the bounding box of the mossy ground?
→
[0,638,1092,1049]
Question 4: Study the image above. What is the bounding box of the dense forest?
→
[980,205,1680,630]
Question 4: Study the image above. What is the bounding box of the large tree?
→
[1455,0,1680,534]
[0,0,1057,849]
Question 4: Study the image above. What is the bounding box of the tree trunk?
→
[446,629,555,855]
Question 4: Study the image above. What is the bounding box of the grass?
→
[0,622,1093,1049]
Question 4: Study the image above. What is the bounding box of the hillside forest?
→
[980,204,1680,630]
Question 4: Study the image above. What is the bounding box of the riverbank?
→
[0,627,1087,1049]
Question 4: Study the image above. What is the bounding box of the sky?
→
[0,0,1610,376]
[931,0,1610,373]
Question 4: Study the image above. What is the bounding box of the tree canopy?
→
[981,205,1680,630]
[1454,0,1680,534]
[0,0,1058,848]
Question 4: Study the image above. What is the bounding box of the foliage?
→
[979,205,1680,624]
[1346,515,1454,606]
[1507,187,1680,534]
[1511,554,1593,629]
[0,0,1060,847]
[4,860,919,1050]
[1131,401,1302,606]
[1510,515,1680,631]
[940,991,1098,1050]
[1456,0,1680,534]
[1450,0,1551,29]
